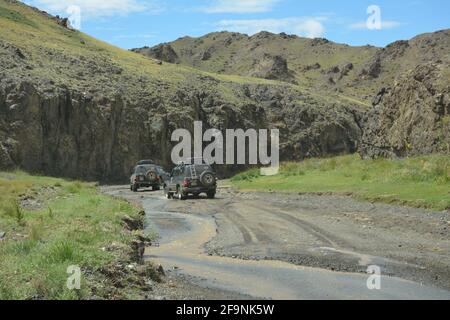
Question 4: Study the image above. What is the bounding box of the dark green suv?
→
[164,163,217,200]
[130,164,167,192]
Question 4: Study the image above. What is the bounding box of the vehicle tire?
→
[193,193,200,199]
[207,191,216,199]
[146,170,158,182]
[152,186,161,191]
[200,171,216,187]
[176,187,186,200]
[164,185,173,199]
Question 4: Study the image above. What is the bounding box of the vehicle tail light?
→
[183,179,190,187]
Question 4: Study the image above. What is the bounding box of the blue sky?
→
[23,0,450,49]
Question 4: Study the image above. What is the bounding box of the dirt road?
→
[102,185,450,300]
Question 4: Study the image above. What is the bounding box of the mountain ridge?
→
[133,29,450,104]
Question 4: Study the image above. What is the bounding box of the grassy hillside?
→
[0,1,278,105]
[0,0,360,107]
[231,155,450,211]
[0,172,152,299]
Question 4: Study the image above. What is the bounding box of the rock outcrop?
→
[0,78,363,180]
[132,44,179,64]
[360,62,450,158]
[249,54,296,83]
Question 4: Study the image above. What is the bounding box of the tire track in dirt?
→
[102,186,450,299]
[241,201,344,248]
[224,213,254,244]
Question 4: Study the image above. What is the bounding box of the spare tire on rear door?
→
[200,171,215,187]
[146,170,158,182]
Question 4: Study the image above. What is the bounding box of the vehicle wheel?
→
[193,193,200,199]
[165,191,173,199]
[176,188,186,200]
[152,186,160,191]
[207,191,216,199]
[200,171,216,187]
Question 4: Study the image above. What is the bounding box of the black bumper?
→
[181,186,216,194]
[135,182,160,188]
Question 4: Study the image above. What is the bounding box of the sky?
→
[22,0,450,49]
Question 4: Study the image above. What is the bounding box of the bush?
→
[65,181,83,194]
[231,168,261,182]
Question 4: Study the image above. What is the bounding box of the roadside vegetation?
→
[0,171,149,300]
[231,154,450,211]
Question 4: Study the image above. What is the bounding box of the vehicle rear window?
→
[185,165,213,176]
[135,165,155,174]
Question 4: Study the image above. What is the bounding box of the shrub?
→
[231,168,261,182]
[65,181,83,194]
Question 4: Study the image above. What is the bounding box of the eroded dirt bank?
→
[102,185,450,300]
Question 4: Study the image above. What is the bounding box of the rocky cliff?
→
[0,76,362,181]
[360,62,450,158]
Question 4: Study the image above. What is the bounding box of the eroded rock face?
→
[0,79,363,181]
[360,62,450,158]
[249,54,296,83]
[132,44,179,64]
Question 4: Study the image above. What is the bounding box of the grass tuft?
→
[1,200,26,226]
[48,241,78,263]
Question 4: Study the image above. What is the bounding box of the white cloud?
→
[24,0,163,19]
[215,17,326,38]
[349,20,403,30]
[202,0,281,14]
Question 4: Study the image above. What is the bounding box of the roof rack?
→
[137,159,155,165]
